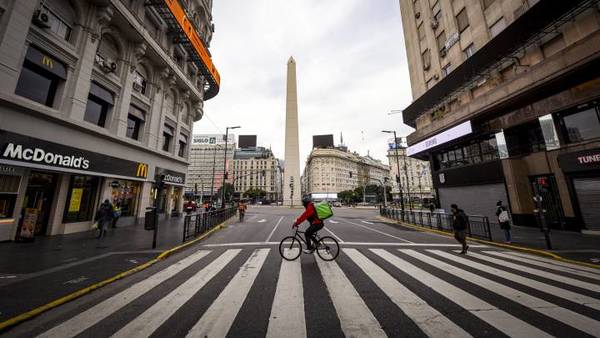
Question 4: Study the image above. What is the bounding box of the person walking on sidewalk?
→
[95,199,114,239]
[496,200,512,243]
[450,204,469,254]
[111,202,121,228]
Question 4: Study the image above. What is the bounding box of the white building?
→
[186,134,235,201]
[232,147,281,201]
[387,143,433,203]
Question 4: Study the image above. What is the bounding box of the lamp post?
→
[209,144,223,202]
[382,130,405,218]
[222,126,240,208]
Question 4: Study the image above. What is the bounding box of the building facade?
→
[0,0,219,241]
[304,147,390,195]
[399,0,600,231]
[185,134,235,201]
[232,147,281,201]
[387,143,433,203]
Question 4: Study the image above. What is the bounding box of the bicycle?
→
[238,210,245,222]
[279,226,340,261]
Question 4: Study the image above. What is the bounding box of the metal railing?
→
[380,207,492,241]
[182,206,237,242]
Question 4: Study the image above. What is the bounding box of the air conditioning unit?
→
[32,9,51,28]
[431,19,439,30]
[415,12,421,19]
[99,59,117,73]
[433,74,439,80]
[132,81,143,92]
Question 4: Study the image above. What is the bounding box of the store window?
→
[0,174,21,219]
[557,105,600,143]
[179,134,188,157]
[110,180,140,217]
[127,105,145,140]
[15,47,66,107]
[163,124,174,151]
[63,175,99,223]
[504,120,546,156]
[84,82,114,127]
[434,135,498,170]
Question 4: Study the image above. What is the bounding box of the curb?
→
[376,216,600,270]
[0,223,226,332]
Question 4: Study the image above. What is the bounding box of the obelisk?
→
[283,56,302,207]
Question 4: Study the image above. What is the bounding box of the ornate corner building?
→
[0,0,219,240]
[399,0,600,231]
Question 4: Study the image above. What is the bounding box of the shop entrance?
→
[20,171,57,238]
[530,175,566,230]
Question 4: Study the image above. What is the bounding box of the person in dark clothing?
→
[293,196,324,254]
[450,204,469,254]
[96,199,114,239]
[496,200,512,243]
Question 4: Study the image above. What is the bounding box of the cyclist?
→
[292,196,324,253]
[238,200,247,222]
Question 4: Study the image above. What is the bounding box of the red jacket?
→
[294,202,323,226]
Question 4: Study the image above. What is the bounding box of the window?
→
[132,70,147,95]
[127,106,145,140]
[558,104,600,143]
[164,90,176,116]
[483,0,495,9]
[63,175,99,223]
[433,135,498,170]
[43,5,73,41]
[84,82,113,127]
[15,61,60,106]
[432,1,442,23]
[436,31,446,53]
[96,35,120,71]
[0,174,21,219]
[179,135,187,157]
[463,43,475,58]
[418,23,425,41]
[163,124,174,151]
[504,120,546,156]
[456,8,469,33]
[489,17,506,38]
[422,49,431,70]
[441,63,452,76]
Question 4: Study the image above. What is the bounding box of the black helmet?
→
[302,196,312,207]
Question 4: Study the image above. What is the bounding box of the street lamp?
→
[222,126,240,208]
[382,130,405,218]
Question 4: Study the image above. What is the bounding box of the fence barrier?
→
[182,206,237,242]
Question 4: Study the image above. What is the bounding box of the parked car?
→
[333,202,342,207]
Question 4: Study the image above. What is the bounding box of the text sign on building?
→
[192,134,232,145]
[0,130,148,180]
[558,148,600,173]
[407,121,472,156]
[156,167,186,185]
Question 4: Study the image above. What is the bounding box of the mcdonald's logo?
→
[42,55,53,69]
[136,163,148,178]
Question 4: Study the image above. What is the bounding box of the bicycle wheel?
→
[316,236,339,261]
[279,236,302,261]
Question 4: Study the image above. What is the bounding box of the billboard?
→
[192,134,234,145]
[313,134,334,149]
[238,135,257,148]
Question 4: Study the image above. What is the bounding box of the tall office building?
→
[398,0,600,230]
[186,134,235,201]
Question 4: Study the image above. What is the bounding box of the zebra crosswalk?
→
[30,247,600,338]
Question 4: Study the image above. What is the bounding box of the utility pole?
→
[382,130,405,219]
[221,126,240,208]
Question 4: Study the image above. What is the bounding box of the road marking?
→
[361,220,374,225]
[405,250,600,336]
[266,248,305,338]
[486,251,600,281]
[63,276,88,285]
[202,242,488,247]
[372,249,552,338]
[328,220,339,224]
[186,249,270,338]
[112,249,240,338]
[0,275,17,279]
[323,227,344,243]
[315,254,386,338]
[36,250,212,338]
[258,219,267,223]
[430,250,600,311]
[266,216,285,242]
[504,251,600,275]
[343,249,471,338]
[345,220,413,243]
[468,252,600,293]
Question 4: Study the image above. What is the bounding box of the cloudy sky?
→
[193,0,415,169]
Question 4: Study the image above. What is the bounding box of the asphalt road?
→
[5,206,600,337]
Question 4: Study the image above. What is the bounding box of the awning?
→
[89,82,114,104]
[128,105,146,121]
[25,46,67,79]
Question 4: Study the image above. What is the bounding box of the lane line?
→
[36,250,213,338]
[405,250,600,337]
[345,220,413,243]
[265,216,285,242]
[490,251,600,280]
[266,249,306,338]
[468,252,600,293]
[328,220,339,224]
[324,227,344,243]
[361,220,374,225]
[315,254,386,338]
[112,249,240,338]
[343,249,471,338]
[186,249,270,337]
[202,242,488,247]
[372,249,552,338]
[257,219,267,223]
[430,250,600,311]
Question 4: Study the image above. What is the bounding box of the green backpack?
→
[315,201,334,221]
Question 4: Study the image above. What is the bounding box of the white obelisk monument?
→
[283,57,302,207]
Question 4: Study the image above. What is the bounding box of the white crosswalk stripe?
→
[112,249,240,338]
[186,248,270,338]
[467,251,600,293]
[315,252,387,338]
[373,249,553,338]
[266,248,306,338]
[405,250,600,337]
[343,248,472,338]
[504,251,600,275]
[36,250,212,338]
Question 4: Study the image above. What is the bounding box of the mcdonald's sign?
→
[136,163,149,178]
[42,55,53,69]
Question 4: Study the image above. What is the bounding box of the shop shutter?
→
[437,183,508,222]
[573,177,600,231]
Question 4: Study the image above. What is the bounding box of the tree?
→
[244,188,267,201]
[216,183,234,204]
[338,190,357,204]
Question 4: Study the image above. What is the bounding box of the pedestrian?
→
[496,200,512,243]
[95,199,114,239]
[111,202,121,228]
[450,204,469,254]
[429,202,435,214]
[184,200,194,215]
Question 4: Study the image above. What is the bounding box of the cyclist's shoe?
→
[303,248,314,254]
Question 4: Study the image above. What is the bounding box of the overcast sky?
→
[193,0,415,169]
